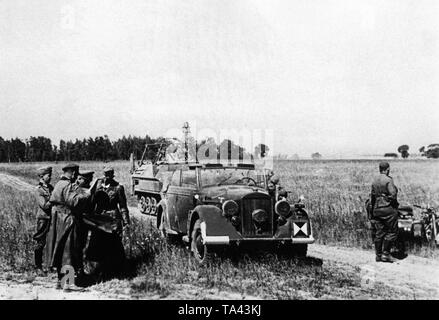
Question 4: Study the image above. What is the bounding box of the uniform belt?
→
[52,205,70,214]
[102,209,121,218]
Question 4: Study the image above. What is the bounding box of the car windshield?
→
[200,168,266,188]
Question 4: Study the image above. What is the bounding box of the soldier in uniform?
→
[74,170,95,280]
[47,163,91,290]
[85,166,130,280]
[33,166,53,274]
[370,161,399,263]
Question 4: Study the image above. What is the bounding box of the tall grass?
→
[0,184,35,271]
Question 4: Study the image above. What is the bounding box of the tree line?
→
[384,144,439,159]
[0,135,159,162]
[0,135,270,163]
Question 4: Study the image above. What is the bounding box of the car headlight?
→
[222,200,239,217]
[275,200,291,217]
[231,215,240,227]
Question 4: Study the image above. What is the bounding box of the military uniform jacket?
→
[95,179,130,225]
[36,182,54,220]
[371,173,398,217]
[49,176,89,215]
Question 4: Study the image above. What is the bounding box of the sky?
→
[1,0,438,157]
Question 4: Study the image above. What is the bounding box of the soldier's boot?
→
[374,240,383,262]
[76,267,85,284]
[61,275,86,292]
[34,249,43,270]
[381,240,397,263]
[63,283,85,292]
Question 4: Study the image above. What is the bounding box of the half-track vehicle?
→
[130,143,173,216]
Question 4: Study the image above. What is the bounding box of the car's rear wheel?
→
[191,219,214,265]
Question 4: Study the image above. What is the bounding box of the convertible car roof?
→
[157,161,256,170]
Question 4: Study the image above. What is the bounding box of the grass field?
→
[1,158,438,247]
[0,159,437,299]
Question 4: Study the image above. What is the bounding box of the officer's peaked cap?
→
[37,166,52,176]
[103,166,114,174]
[78,170,94,178]
[62,163,79,171]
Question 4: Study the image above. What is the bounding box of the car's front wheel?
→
[277,243,307,258]
[191,219,214,265]
[293,244,308,257]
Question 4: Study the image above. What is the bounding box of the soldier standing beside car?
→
[33,166,53,274]
[370,161,399,263]
[86,166,130,280]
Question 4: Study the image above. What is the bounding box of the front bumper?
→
[203,235,315,245]
[200,218,315,246]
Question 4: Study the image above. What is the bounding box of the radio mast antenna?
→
[182,122,190,162]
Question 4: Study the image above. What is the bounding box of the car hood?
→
[199,185,269,201]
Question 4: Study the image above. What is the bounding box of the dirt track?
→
[309,245,439,299]
[0,173,35,192]
[0,173,438,299]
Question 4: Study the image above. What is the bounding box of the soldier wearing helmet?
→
[267,172,288,200]
[370,161,399,263]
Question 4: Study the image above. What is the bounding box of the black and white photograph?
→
[0,0,438,305]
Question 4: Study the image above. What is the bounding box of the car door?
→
[165,169,181,231]
[175,168,198,234]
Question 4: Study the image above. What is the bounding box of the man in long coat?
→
[47,163,90,290]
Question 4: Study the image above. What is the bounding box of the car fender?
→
[189,205,242,241]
